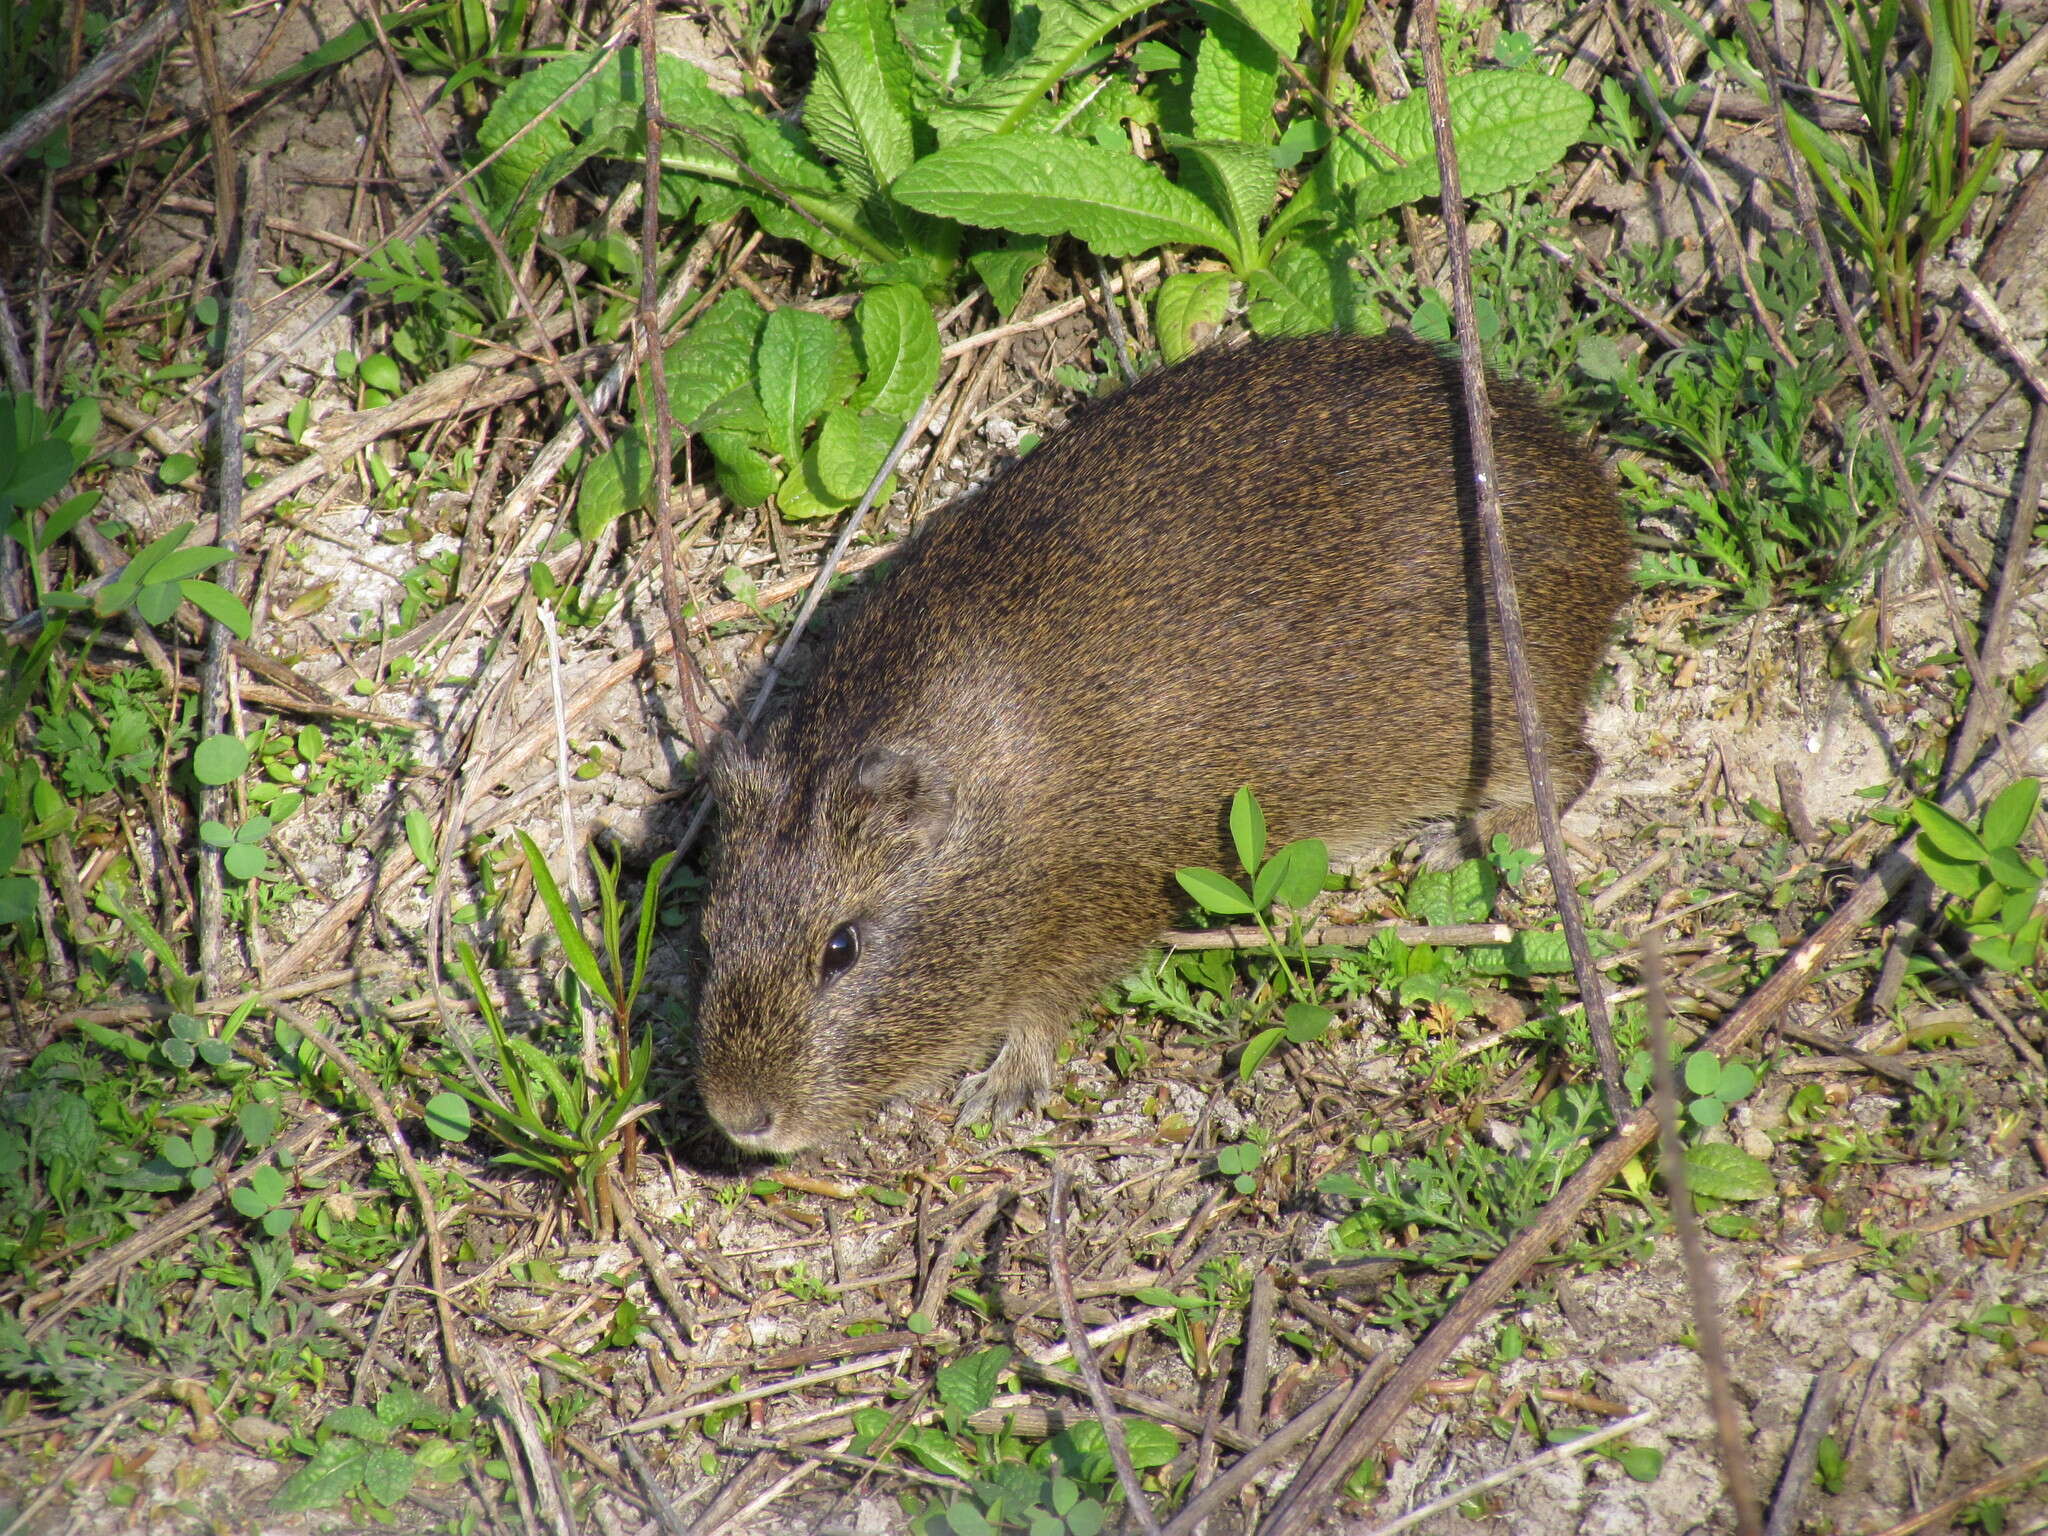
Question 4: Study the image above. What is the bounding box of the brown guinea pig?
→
[695,333,1633,1154]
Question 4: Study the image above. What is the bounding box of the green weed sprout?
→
[1174,787,1335,1079]
[437,834,672,1233]
[1910,778,2044,982]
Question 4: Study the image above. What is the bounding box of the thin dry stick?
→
[1413,0,1625,1119]
[478,1345,577,1536]
[1164,920,1511,950]
[1359,1410,1657,1536]
[271,1005,466,1405]
[1157,1369,1385,1536]
[1643,932,1764,1535]
[1861,1447,2048,1536]
[196,158,264,992]
[0,2,184,176]
[636,0,711,751]
[1763,1367,1847,1536]
[1250,694,2048,1536]
[1050,1160,1164,1536]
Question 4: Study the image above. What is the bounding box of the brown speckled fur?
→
[695,334,1634,1153]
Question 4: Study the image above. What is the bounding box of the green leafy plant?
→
[853,1343,1179,1534]
[1780,0,2003,357]
[273,1387,475,1513]
[1910,778,2044,980]
[1175,786,1328,985]
[435,835,670,1231]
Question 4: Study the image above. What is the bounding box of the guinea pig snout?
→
[699,1078,803,1155]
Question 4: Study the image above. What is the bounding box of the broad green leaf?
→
[272,1436,370,1511]
[755,308,845,462]
[1282,1001,1333,1042]
[323,1405,394,1443]
[1245,234,1379,337]
[1238,1025,1284,1081]
[806,0,917,198]
[1331,71,1593,217]
[1684,1052,1722,1096]
[1985,846,2037,894]
[703,430,779,507]
[576,429,647,537]
[1175,867,1256,916]
[1230,786,1267,873]
[135,581,183,625]
[968,237,1049,317]
[1980,778,2039,852]
[1914,840,1988,901]
[849,285,940,418]
[404,809,437,871]
[361,1447,416,1508]
[120,520,197,583]
[813,409,904,503]
[192,734,250,785]
[1909,798,1988,863]
[148,544,233,583]
[1214,0,1301,59]
[1190,15,1279,144]
[936,1346,1011,1417]
[179,578,253,638]
[664,290,765,426]
[1168,138,1275,270]
[893,137,1235,259]
[223,843,269,881]
[929,0,1154,143]
[1266,837,1328,909]
[1153,270,1232,363]
[1684,1142,1773,1202]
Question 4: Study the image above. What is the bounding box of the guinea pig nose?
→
[714,1100,776,1143]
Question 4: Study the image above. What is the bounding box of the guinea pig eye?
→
[820,922,861,979]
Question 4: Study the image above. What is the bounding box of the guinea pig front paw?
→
[952,1032,1057,1125]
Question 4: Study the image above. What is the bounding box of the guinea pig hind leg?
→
[1418,732,1601,871]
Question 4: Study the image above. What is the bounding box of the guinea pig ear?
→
[851,745,956,842]
[705,731,772,817]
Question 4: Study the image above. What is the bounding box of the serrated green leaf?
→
[1684,1142,1773,1201]
[703,429,779,507]
[360,1446,415,1507]
[813,409,904,503]
[1331,71,1593,216]
[1190,14,1279,144]
[1153,270,1233,363]
[893,137,1235,259]
[1175,866,1256,916]
[850,285,940,417]
[273,1437,370,1511]
[936,1346,1011,1417]
[1214,0,1300,58]
[1168,138,1273,271]
[805,0,916,199]
[1245,233,1379,337]
[755,308,845,463]
[928,0,1154,143]
[968,237,1049,317]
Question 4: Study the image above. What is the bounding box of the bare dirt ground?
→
[3,0,2047,1534]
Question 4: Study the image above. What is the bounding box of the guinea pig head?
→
[695,733,1000,1154]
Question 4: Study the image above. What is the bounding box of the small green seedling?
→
[1175,785,1329,988]
[1910,778,2044,977]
